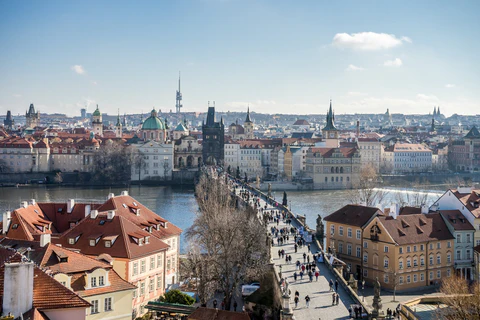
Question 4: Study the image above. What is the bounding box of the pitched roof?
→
[324,205,381,228]
[5,205,56,241]
[439,210,475,231]
[451,189,480,218]
[55,214,169,259]
[379,213,454,245]
[37,202,102,233]
[464,126,480,139]
[293,119,309,126]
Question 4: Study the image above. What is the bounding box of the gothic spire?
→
[245,105,252,123]
[323,99,338,131]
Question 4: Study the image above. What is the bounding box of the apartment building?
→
[357,137,382,173]
[381,143,432,174]
[323,205,381,279]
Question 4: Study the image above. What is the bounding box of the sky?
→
[1,0,479,117]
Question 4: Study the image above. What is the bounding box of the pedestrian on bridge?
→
[293,271,298,281]
[294,243,298,253]
[332,292,336,305]
[329,279,334,291]
[294,296,299,308]
[315,271,319,281]
[335,279,339,292]
[305,295,310,308]
[335,293,339,305]
[303,252,306,263]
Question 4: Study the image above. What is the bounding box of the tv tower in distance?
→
[175,72,183,113]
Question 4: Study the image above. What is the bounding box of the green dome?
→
[92,106,101,116]
[142,115,165,130]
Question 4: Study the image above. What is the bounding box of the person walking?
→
[308,270,313,282]
[300,271,304,280]
[294,296,299,308]
[305,295,310,308]
[294,243,298,253]
[335,293,339,305]
[303,252,306,263]
[295,290,299,298]
[329,279,334,291]
[332,292,336,305]
[308,244,311,252]
[335,279,339,291]
[315,270,319,281]
[293,271,298,281]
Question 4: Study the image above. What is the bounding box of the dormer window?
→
[122,203,127,208]
[99,276,104,286]
[145,236,150,244]
[69,222,76,228]
[105,241,111,248]
[90,240,96,246]
[91,277,97,287]
[69,238,75,245]
[139,238,144,246]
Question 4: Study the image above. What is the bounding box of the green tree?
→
[160,289,195,305]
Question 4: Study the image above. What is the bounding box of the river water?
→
[0,186,444,254]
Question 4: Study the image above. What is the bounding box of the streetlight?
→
[362,279,365,302]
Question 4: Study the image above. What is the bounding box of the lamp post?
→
[362,280,365,302]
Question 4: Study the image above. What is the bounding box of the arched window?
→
[340,167,344,173]
[151,132,154,139]
[336,167,339,173]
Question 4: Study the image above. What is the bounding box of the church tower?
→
[202,102,225,165]
[25,103,40,128]
[115,110,122,138]
[92,105,103,137]
[322,100,339,147]
[4,110,15,131]
[244,106,254,139]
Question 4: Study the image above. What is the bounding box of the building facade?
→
[202,105,224,166]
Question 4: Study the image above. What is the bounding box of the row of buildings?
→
[0,191,181,319]
[324,186,480,291]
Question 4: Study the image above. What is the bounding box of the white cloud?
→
[332,32,411,50]
[445,84,456,88]
[92,81,98,85]
[12,94,21,98]
[346,64,365,71]
[383,58,403,67]
[416,94,439,101]
[71,65,86,75]
[347,92,368,96]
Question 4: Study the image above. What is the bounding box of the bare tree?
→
[348,164,388,207]
[163,160,171,180]
[435,275,480,320]
[92,142,135,184]
[0,159,10,173]
[185,174,269,310]
[395,179,430,207]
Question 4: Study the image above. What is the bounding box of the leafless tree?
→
[185,174,269,309]
[54,171,63,184]
[435,275,480,320]
[92,142,135,184]
[348,164,388,207]
[0,159,10,173]
[395,180,430,207]
[163,160,171,180]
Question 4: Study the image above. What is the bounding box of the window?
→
[399,247,403,254]
[429,255,434,265]
[133,262,138,276]
[384,258,389,268]
[407,258,411,268]
[91,300,99,314]
[429,243,433,250]
[399,260,403,270]
[149,278,154,292]
[150,257,155,270]
[399,276,404,284]
[330,225,335,235]
[429,271,433,280]
[467,250,471,260]
[420,257,425,266]
[467,234,471,243]
[413,257,418,267]
[167,258,171,270]
[157,254,162,268]
[91,277,97,287]
[133,288,137,299]
[420,273,425,281]
[407,275,411,283]
[413,274,418,282]
[437,255,441,265]
[68,238,75,245]
[363,269,368,277]
[437,242,441,249]
[437,270,441,278]
[339,226,344,236]
[99,276,104,286]
[356,246,361,258]
[89,239,96,247]
[413,245,417,252]
[141,260,146,273]
[363,254,368,263]
[347,244,352,256]
[447,269,451,277]
[338,243,343,253]
[364,241,368,248]
[407,246,411,253]
[384,246,389,253]
[140,282,145,296]
[104,297,112,311]
[356,230,361,240]
[420,244,424,251]
[384,274,389,283]
[447,242,451,248]
[347,228,352,238]
[457,250,461,260]
[447,254,451,263]
[157,275,162,290]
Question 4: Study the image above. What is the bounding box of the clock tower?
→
[322,100,339,147]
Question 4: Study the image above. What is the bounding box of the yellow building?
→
[362,211,454,290]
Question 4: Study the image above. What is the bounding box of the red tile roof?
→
[438,210,475,231]
[324,205,381,228]
[451,189,480,218]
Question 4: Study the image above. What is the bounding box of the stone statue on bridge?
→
[372,277,382,317]
[316,214,324,243]
[267,183,272,198]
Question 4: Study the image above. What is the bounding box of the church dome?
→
[142,109,165,130]
[92,107,101,116]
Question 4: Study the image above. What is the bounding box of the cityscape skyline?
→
[1,1,479,116]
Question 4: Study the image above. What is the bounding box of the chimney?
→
[67,199,75,213]
[21,201,28,208]
[390,203,400,219]
[107,210,115,220]
[84,204,91,217]
[121,190,128,196]
[40,234,51,247]
[90,210,99,219]
[2,211,11,235]
[421,204,429,214]
[107,193,114,200]
[2,262,34,318]
[30,199,36,206]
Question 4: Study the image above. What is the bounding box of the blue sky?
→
[1,0,479,116]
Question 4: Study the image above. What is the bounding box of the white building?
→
[357,137,382,172]
[131,141,174,181]
[381,143,432,174]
